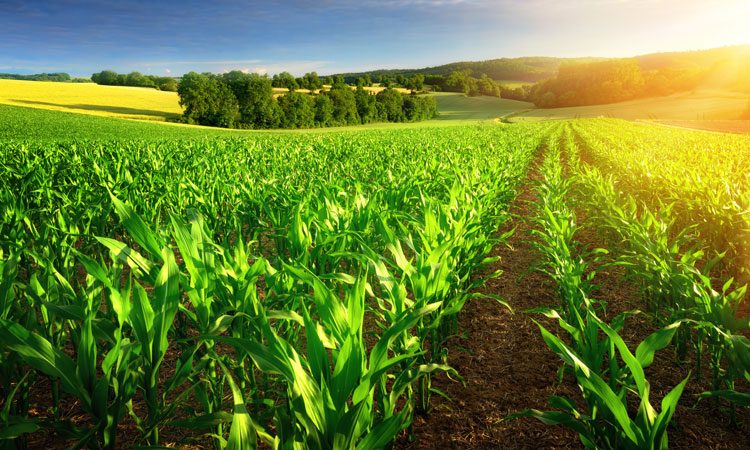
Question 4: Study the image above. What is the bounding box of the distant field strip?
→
[512,89,748,121]
[0,79,183,121]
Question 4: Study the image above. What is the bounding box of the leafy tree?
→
[303,72,323,91]
[354,86,378,123]
[126,72,155,88]
[326,88,359,125]
[500,85,530,101]
[405,74,425,92]
[278,92,315,128]
[375,88,404,122]
[314,93,334,126]
[331,75,348,90]
[1,72,71,82]
[91,70,120,85]
[445,70,472,94]
[155,77,178,92]
[477,74,500,97]
[530,59,645,107]
[222,71,281,128]
[177,72,239,127]
[272,72,299,91]
[403,94,437,121]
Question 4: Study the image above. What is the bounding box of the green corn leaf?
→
[0,319,91,410]
[110,193,164,261]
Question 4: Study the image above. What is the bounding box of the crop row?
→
[0,124,550,449]
[571,119,750,282]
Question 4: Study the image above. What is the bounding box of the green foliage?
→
[91,70,177,90]
[512,133,690,449]
[271,71,299,91]
[277,92,315,128]
[326,87,360,125]
[0,72,71,82]
[375,88,404,122]
[529,59,706,107]
[0,123,546,448]
[176,71,436,129]
[0,104,252,141]
[178,72,240,127]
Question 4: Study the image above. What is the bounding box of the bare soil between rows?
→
[398,157,749,449]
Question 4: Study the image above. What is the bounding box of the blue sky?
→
[1,0,748,77]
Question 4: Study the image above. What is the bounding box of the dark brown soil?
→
[399,156,750,449]
[398,160,582,449]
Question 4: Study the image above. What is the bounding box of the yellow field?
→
[0,79,182,121]
[0,80,417,121]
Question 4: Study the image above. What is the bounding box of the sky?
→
[1,0,749,77]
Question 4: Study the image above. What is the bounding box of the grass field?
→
[0,103,492,141]
[512,89,748,121]
[0,104,253,140]
[650,119,750,134]
[432,92,533,120]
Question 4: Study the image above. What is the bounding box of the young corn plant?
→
[515,138,690,449]
[207,265,450,450]
[513,317,689,450]
[575,165,750,414]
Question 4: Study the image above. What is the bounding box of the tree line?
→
[0,72,78,82]
[525,59,705,107]
[424,71,504,97]
[91,70,178,91]
[177,71,437,129]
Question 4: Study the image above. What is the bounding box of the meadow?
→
[513,89,749,121]
[0,80,748,450]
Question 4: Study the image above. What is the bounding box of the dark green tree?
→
[272,71,299,91]
[278,92,315,128]
[354,86,378,123]
[478,74,500,97]
[326,88,359,125]
[222,71,281,128]
[177,72,239,127]
[314,94,334,126]
[375,88,404,122]
[303,72,323,91]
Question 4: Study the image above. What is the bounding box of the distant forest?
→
[334,57,600,84]
[177,71,437,129]
[335,45,750,108]
[0,72,89,82]
[91,70,178,91]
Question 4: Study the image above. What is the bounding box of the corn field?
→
[0,119,748,449]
